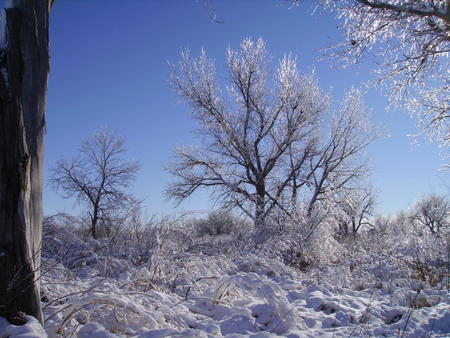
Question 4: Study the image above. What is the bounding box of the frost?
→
[29,216,450,337]
[291,0,450,165]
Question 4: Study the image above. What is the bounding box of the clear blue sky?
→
[40,0,447,217]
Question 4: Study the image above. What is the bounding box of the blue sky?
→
[41,0,448,217]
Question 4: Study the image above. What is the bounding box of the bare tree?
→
[0,0,52,324]
[167,38,377,227]
[411,194,449,234]
[336,187,375,238]
[51,129,140,239]
[290,0,449,162]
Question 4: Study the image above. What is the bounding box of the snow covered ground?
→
[1,220,449,337]
[39,257,450,337]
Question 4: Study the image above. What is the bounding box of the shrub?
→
[193,211,239,237]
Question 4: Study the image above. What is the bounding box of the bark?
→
[91,203,99,239]
[0,0,51,325]
[254,183,266,227]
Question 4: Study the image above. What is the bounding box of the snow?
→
[0,218,448,337]
[0,316,47,337]
[77,323,116,338]
[39,260,448,337]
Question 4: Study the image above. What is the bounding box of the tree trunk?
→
[0,0,51,325]
[91,205,99,239]
[255,184,266,227]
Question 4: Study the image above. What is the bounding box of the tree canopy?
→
[291,0,449,163]
[167,38,377,226]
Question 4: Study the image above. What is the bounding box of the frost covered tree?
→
[0,0,53,325]
[291,0,449,162]
[336,187,375,238]
[51,130,140,239]
[167,38,377,227]
[411,194,449,234]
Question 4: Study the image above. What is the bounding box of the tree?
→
[336,187,375,238]
[291,0,449,162]
[411,194,449,234]
[0,0,52,324]
[167,38,377,226]
[50,129,140,239]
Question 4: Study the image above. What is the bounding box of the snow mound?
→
[0,315,47,338]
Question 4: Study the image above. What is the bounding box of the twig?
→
[184,276,218,301]
[42,279,105,312]
[399,289,421,338]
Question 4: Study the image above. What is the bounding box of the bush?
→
[192,211,239,237]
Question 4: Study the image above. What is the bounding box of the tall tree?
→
[0,0,52,324]
[167,38,376,226]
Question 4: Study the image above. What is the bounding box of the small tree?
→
[336,187,375,239]
[51,129,140,239]
[167,38,377,227]
[411,194,449,234]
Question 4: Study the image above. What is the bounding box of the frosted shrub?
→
[407,234,448,287]
[43,213,85,256]
[258,207,344,270]
[306,221,343,264]
[343,211,449,289]
[192,211,239,237]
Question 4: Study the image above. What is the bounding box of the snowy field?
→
[1,217,448,338]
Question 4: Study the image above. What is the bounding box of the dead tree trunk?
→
[0,0,51,325]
